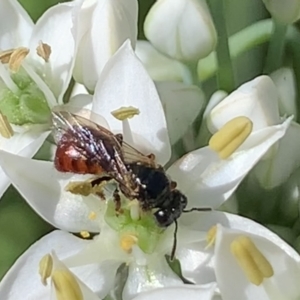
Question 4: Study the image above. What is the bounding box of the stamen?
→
[8,47,29,73]
[206,225,217,248]
[36,42,51,62]
[88,211,97,220]
[0,62,18,92]
[0,49,14,64]
[111,106,140,121]
[120,234,138,253]
[52,269,83,300]
[80,231,90,239]
[65,181,93,196]
[39,254,53,286]
[230,236,274,286]
[0,113,13,138]
[209,116,253,159]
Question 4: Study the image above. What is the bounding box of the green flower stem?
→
[263,20,288,74]
[286,26,300,122]
[198,19,274,82]
[207,0,235,92]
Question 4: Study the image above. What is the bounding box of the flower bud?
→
[262,0,300,24]
[144,0,217,62]
[135,41,192,83]
[270,67,297,118]
[73,0,138,92]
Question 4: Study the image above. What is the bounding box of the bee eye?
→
[154,209,172,227]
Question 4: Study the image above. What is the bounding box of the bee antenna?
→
[170,219,178,261]
[183,207,212,213]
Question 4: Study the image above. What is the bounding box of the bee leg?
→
[113,189,123,215]
[90,176,112,187]
[170,181,177,190]
[170,219,178,261]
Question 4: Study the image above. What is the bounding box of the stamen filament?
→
[22,60,57,108]
[0,63,18,93]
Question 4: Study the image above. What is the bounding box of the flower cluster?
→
[1,0,300,299]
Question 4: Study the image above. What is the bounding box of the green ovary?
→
[0,72,51,125]
[105,200,164,254]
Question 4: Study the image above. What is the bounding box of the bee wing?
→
[122,141,157,168]
[52,111,138,194]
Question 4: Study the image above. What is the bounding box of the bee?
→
[52,111,210,259]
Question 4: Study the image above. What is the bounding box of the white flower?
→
[0,0,78,197]
[204,75,299,189]
[176,212,300,300]
[73,0,138,92]
[144,0,217,62]
[262,0,300,24]
[135,40,193,83]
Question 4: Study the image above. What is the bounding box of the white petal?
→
[155,81,204,145]
[0,129,49,197]
[214,224,300,300]
[144,0,217,61]
[207,76,281,133]
[181,211,300,261]
[123,255,182,300]
[253,121,300,188]
[176,240,216,285]
[169,118,291,208]
[270,67,297,118]
[73,0,138,91]
[0,0,33,49]
[135,40,192,83]
[0,151,101,232]
[0,231,90,300]
[29,2,77,103]
[131,283,218,300]
[92,40,171,165]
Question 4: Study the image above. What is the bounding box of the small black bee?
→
[52,111,210,259]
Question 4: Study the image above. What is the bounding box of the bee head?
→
[154,190,187,227]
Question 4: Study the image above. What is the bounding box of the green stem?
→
[286,26,300,122]
[198,19,274,81]
[263,20,288,74]
[207,0,235,92]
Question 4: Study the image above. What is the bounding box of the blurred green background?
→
[0,0,267,280]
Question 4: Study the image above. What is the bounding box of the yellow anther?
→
[0,113,13,138]
[38,254,53,286]
[88,211,97,220]
[65,181,93,196]
[120,234,138,253]
[111,106,140,121]
[36,42,51,62]
[209,116,253,159]
[8,47,30,73]
[206,225,217,248]
[80,230,90,239]
[230,236,274,286]
[52,269,83,300]
[0,49,14,64]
